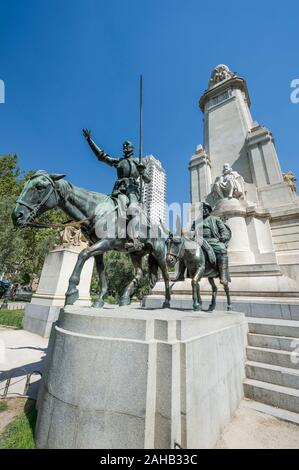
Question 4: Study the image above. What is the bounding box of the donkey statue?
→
[163,220,232,312]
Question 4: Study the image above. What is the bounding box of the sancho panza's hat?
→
[202,202,213,213]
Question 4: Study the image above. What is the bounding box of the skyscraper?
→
[142,155,166,225]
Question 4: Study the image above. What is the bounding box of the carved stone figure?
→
[209,64,236,89]
[59,226,88,248]
[212,163,244,200]
[283,171,297,193]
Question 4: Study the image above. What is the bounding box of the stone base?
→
[31,246,94,308]
[35,305,247,449]
[23,304,61,338]
[151,268,299,306]
[23,246,94,337]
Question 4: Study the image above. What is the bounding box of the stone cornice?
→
[246,125,273,147]
[199,76,251,112]
[269,205,299,222]
[189,147,211,168]
[213,200,271,219]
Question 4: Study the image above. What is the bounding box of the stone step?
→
[244,378,299,414]
[248,317,299,339]
[247,346,299,370]
[243,305,299,321]
[243,399,299,426]
[248,332,299,352]
[144,296,299,320]
[246,361,299,390]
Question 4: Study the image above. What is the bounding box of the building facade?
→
[142,155,167,225]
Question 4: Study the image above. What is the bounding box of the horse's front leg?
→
[119,254,144,306]
[93,254,107,308]
[65,239,112,306]
[158,259,171,309]
[223,282,232,311]
[192,266,205,311]
[191,278,201,311]
[207,277,217,312]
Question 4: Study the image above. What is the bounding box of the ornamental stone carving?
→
[212,163,245,200]
[283,171,297,193]
[208,64,236,89]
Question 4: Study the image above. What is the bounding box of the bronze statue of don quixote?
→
[12,77,232,312]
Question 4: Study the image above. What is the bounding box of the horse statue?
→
[164,228,231,312]
[12,171,171,308]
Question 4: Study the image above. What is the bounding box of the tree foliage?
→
[0,154,66,284]
[91,251,151,300]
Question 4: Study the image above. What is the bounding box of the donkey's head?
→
[12,170,65,228]
[165,235,184,269]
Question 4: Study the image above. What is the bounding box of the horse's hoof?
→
[119,297,131,307]
[207,304,215,312]
[162,301,170,309]
[65,289,79,306]
[193,304,201,312]
[93,299,105,308]
[227,306,232,312]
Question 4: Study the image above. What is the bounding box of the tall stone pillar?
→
[189,64,298,210]
[184,64,299,301]
[189,145,212,203]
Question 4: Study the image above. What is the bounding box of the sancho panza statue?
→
[212,163,244,200]
[83,129,151,250]
[191,203,231,285]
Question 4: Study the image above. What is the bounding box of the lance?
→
[139,74,143,204]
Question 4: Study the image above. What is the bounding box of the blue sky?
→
[0,0,298,204]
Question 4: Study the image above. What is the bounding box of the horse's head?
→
[12,170,65,228]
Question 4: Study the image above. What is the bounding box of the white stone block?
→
[23,246,94,337]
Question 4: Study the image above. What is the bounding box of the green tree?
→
[0,155,66,285]
[91,251,151,301]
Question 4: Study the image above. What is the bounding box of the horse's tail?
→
[148,254,159,289]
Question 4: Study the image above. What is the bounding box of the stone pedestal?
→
[35,305,247,449]
[200,198,299,301]
[213,198,277,267]
[23,246,94,337]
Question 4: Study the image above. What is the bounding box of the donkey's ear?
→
[50,173,66,181]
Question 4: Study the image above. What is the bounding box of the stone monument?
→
[150,64,299,310]
[11,96,247,449]
[23,229,94,337]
